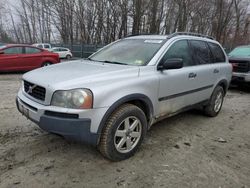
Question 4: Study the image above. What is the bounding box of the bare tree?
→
[0,0,249,47]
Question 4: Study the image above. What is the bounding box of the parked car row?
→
[51,47,73,59]
[33,43,73,59]
[1,41,249,88]
[0,43,75,72]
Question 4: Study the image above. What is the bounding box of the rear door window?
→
[161,40,195,67]
[44,44,50,49]
[25,47,41,54]
[52,48,59,52]
[60,48,68,52]
[208,42,226,63]
[189,40,213,65]
[4,47,23,54]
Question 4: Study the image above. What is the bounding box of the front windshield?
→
[89,39,166,66]
[229,47,250,58]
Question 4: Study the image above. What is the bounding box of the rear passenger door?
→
[59,48,68,58]
[188,40,216,100]
[53,48,63,58]
[0,47,23,71]
[21,47,43,70]
[207,42,227,83]
[59,48,67,58]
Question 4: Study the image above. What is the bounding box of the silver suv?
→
[16,33,232,161]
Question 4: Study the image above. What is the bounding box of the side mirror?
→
[0,51,4,55]
[157,58,183,71]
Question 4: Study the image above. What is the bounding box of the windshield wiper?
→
[86,57,93,61]
[94,60,128,65]
[87,58,128,65]
[103,60,128,65]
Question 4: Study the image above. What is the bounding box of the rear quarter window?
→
[60,48,68,52]
[208,42,226,63]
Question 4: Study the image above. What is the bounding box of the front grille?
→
[24,80,46,101]
[230,60,250,73]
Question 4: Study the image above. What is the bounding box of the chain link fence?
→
[52,44,105,58]
[1,42,233,55]
[0,42,105,58]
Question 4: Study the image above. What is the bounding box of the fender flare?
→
[215,79,229,94]
[96,93,154,142]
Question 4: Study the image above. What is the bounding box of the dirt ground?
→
[0,73,250,188]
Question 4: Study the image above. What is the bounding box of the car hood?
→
[228,57,250,61]
[23,60,140,90]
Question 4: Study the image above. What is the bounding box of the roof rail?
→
[125,34,139,38]
[125,33,158,38]
[167,32,215,40]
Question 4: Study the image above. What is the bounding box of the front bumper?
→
[232,72,250,83]
[16,90,108,146]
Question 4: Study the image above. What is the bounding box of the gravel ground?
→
[0,73,250,188]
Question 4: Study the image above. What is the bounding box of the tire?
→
[66,55,71,60]
[98,104,147,161]
[42,62,52,67]
[204,86,225,117]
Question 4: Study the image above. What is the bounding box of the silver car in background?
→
[16,33,232,161]
[52,47,73,59]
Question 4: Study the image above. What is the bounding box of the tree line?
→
[0,0,249,48]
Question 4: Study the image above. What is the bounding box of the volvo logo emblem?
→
[27,85,36,94]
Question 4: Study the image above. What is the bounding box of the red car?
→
[0,44,60,72]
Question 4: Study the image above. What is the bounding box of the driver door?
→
[0,47,23,71]
[157,40,201,116]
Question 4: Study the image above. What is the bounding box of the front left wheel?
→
[42,62,52,67]
[98,104,147,161]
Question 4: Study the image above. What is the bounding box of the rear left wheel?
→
[204,86,225,117]
[98,104,147,161]
[66,55,71,59]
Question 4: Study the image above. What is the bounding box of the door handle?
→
[214,69,219,73]
[188,73,197,78]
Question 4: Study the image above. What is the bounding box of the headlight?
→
[51,89,93,109]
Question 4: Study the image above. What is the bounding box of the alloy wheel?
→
[114,116,142,153]
[214,91,223,112]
